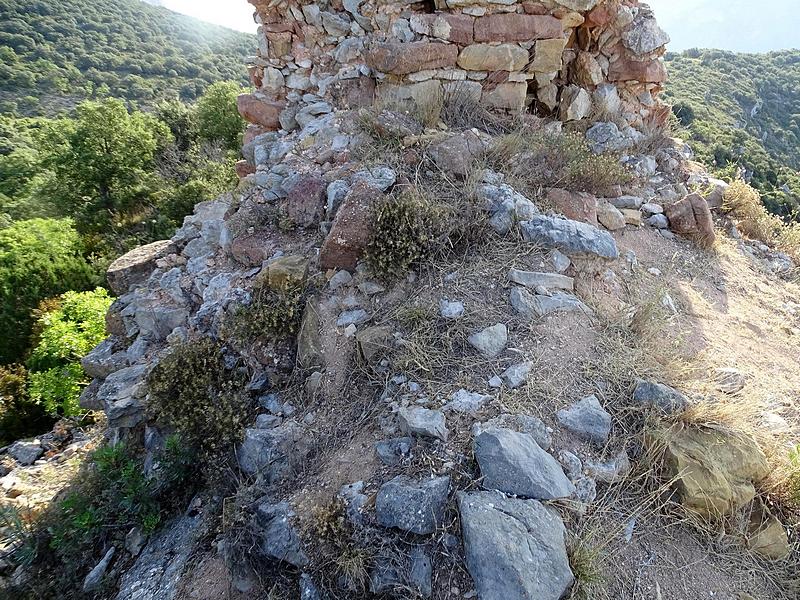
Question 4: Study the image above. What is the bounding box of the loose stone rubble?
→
[5,2,797,598]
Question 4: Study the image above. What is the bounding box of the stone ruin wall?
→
[238,0,670,156]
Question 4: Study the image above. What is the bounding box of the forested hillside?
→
[664,49,800,218]
[0,1,254,441]
[0,0,253,114]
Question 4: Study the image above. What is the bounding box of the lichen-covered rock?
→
[468,323,508,358]
[376,475,450,534]
[556,395,612,445]
[397,406,448,442]
[319,181,380,272]
[655,426,769,516]
[237,421,310,481]
[632,379,688,413]
[458,490,574,600]
[520,215,619,260]
[255,501,308,567]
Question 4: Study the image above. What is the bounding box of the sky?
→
[145,0,798,53]
[645,0,796,53]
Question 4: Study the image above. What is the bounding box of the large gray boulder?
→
[510,288,591,318]
[458,491,574,600]
[115,513,204,600]
[397,406,448,441]
[474,428,574,499]
[473,414,551,449]
[376,475,450,535]
[8,440,44,465]
[237,421,310,481]
[255,501,308,567]
[520,215,619,260]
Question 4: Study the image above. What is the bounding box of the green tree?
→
[47,98,171,232]
[0,218,95,364]
[195,81,245,151]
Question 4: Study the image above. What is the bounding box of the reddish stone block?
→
[237,94,284,130]
[664,193,716,243]
[366,42,459,75]
[284,174,327,228]
[521,2,549,15]
[546,188,598,226]
[474,14,563,43]
[319,181,381,272]
[608,57,667,83]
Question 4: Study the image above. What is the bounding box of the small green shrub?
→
[24,288,112,417]
[366,192,441,278]
[8,438,196,598]
[147,339,251,459]
[490,129,634,195]
[225,283,304,342]
[0,218,97,364]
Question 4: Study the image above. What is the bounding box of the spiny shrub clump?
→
[147,339,251,459]
[366,191,442,278]
[226,282,305,341]
[491,129,634,195]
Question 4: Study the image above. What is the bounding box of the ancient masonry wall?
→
[238,0,670,145]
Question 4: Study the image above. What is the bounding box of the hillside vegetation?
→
[664,49,800,218]
[0,0,253,114]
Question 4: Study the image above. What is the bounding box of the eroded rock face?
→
[656,426,769,516]
[458,491,574,600]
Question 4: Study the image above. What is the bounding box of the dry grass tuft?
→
[488,124,634,196]
[567,534,606,600]
[724,179,800,264]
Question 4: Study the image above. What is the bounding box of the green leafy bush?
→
[147,340,252,459]
[0,218,96,364]
[27,288,112,372]
[196,81,246,151]
[22,288,112,417]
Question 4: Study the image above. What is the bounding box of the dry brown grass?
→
[724,179,800,264]
[488,124,634,197]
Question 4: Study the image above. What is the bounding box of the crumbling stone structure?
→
[240,0,670,139]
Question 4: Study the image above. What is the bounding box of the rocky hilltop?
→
[2,1,798,599]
